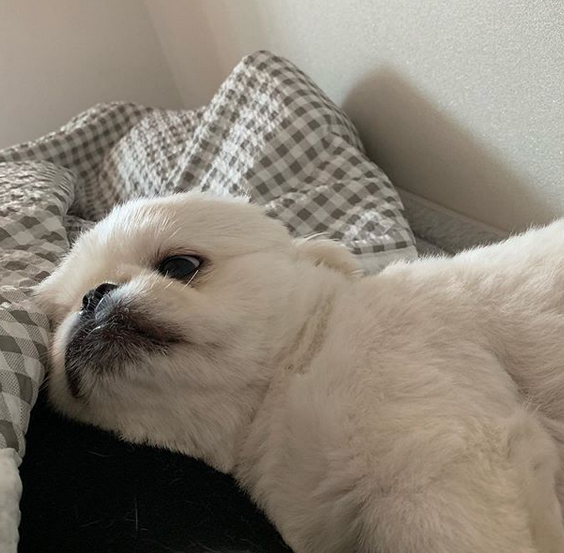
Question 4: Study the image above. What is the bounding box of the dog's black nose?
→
[82,282,118,312]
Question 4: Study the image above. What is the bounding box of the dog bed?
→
[0,51,416,552]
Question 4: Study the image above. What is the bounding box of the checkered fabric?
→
[0,50,415,457]
[0,51,414,257]
[0,162,73,454]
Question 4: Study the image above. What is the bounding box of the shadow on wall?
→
[145,0,268,109]
[197,0,268,76]
[143,0,225,108]
[342,68,557,233]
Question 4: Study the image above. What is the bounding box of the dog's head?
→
[36,193,360,470]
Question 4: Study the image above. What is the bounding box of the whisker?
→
[182,270,199,289]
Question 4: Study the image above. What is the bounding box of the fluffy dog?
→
[36,192,564,553]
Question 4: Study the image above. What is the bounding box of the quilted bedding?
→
[0,51,415,551]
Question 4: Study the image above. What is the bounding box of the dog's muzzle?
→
[63,284,180,398]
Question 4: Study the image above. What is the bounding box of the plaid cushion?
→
[0,162,73,453]
[0,51,415,263]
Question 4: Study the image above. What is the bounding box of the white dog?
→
[36,193,564,553]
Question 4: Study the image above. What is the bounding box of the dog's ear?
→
[294,236,363,278]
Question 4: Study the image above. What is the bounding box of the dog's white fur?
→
[36,193,564,552]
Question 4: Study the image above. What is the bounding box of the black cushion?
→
[20,393,291,553]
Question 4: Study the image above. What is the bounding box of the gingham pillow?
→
[0,51,416,271]
[0,161,73,454]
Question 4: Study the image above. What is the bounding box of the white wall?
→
[144,0,564,232]
[0,0,182,149]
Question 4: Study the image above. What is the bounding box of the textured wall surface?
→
[145,0,564,231]
[0,1,182,149]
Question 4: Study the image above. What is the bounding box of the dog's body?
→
[36,193,564,552]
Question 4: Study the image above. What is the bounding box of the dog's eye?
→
[158,255,202,281]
